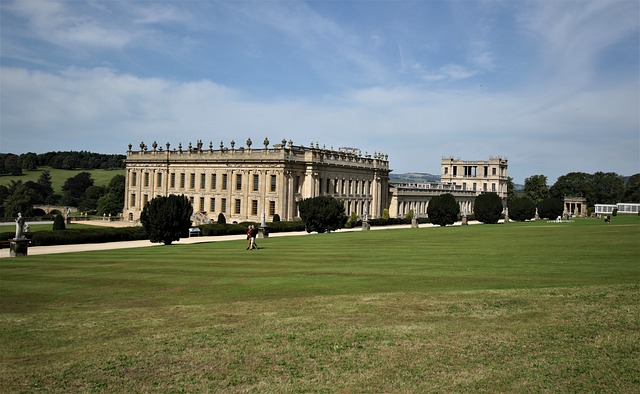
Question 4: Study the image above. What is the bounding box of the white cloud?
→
[2,66,637,184]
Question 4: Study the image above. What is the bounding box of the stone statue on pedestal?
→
[15,213,25,239]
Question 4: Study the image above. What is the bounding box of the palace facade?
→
[124,138,508,223]
[124,139,390,223]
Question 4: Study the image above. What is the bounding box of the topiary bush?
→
[536,197,564,219]
[509,196,536,221]
[427,193,459,226]
[299,196,347,233]
[474,192,503,224]
[217,213,226,224]
[140,194,193,245]
[52,214,66,231]
[272,213,280,222]
[31,227,148,246]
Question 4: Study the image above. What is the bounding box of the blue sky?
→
[1,0,638,184]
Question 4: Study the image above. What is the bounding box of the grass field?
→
[1,216,639,392]
[0,167,124,194]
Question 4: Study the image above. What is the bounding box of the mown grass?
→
[1,216,639,393]
[0,167,124,194]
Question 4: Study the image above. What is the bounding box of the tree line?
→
[0,151,125,176]
[0,171,125,218]
[522,172,640,206]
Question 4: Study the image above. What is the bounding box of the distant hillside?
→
[390,173,440,183]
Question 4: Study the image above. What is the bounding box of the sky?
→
[1,0,638,184]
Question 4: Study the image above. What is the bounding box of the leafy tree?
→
[299,195,346,233]
[19,152,38,170]
[550,172,593,204]
[382,208,390,220]
[590,172,624,204]
[62,172,94,206]
[347,211,358,227]
[217,212,226,224]
[140,194,193,245]
[537,197,564,219]
[474,192,503,224]
[52,214,66,231]
[0,185,8,217]
[427,193,459,226]
[106,174,126,206]
[3,182,38,217]
[623,174,640,203]
[3,154,22,176]
[524,174,549,203]
[96,193,123,216]
[508,196,536,221]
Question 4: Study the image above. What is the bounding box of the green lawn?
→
[0,167,124,194]
[1,217,639,393]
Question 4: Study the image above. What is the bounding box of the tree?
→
[382,208,390,220]
[62,172,94,206]
[140,194,193,245]
[537,198,564,219]
[272,213,281,222]
[3,183,38,217]
[37,170,55,203]
[474,192,503,224]
[298,195,346,233]
[506,177,516,201]
[590,172,624,204]
[96,193,123,216]
[19,152,38,170]
[623,174,640,203]
[524,175,549,203]
[427,193,459,226]
[550,172,593,204]
[508,196,536,221]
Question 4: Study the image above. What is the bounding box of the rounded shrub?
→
[509,196,536,221]
[474,192,503,224]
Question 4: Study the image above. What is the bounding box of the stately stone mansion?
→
[124,138,508,224]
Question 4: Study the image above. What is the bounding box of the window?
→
[251,200,258,215]
[190,173,195,189]
[236,174,242,191]
[473,183,477,191]
[131,172,137,186]
[144,173,149,187]
[170,173,176,188]
[211,174,217,190]
[492,183,496,192]
[180,173,185,188]
[444,167,448,175]
[253,174,259,191]
[483,183,487,191]
[143,194,148,205]
[130,193,136,207]
[492,168,497,176]
[221,198,227,213]
[200,173,206,189]
[189,196,194,205]
[210,197,215,212]
[222,174,228,190]
[234,199,241,214]
[294,176,300,193]
[157,173,162,188]
[269,200,276,216]
[326,178,331,194]
[270,175,277,192]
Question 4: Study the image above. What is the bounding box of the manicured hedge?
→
[30,227,148,246]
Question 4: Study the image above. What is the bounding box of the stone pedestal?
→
[411,218,419,228]
[10,238,29,257]
[462,216,468,226]
[362,221,370,231]
[504,214,509,223]
[258,226,269,238]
